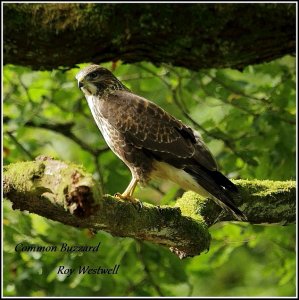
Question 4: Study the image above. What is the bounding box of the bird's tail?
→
[185,166,247,221]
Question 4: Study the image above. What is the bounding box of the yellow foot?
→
[114,192,143,210]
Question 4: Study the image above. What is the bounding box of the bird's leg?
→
[122,177,138,198]
[115,177,142,208]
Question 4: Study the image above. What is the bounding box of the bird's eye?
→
[89,72,98,79]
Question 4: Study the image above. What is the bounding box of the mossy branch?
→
[3,158,296,258]
[3,3,295,70]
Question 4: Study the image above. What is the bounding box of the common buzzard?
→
[76,65,246,221]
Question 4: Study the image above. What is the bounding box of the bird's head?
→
[76,64,127,96]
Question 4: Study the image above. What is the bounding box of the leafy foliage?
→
[3,55,296,296]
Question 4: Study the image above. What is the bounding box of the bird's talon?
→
[132,199,143,211]
[114,193,143,211]
[114,192,122,198]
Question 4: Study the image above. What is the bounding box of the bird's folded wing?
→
[103,90,217,171]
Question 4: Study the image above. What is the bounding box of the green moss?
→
[233,179,296,224]
[175,191,207,222]
[4,160,104,215]
[103,193,211,255]
[4,161,45,192]
[234,179,295,199]
[174,191,211,250]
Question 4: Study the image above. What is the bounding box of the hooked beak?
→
[78,81,84,89]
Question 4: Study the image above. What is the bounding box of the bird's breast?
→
[85,94,154,183]
[86,95,121,155]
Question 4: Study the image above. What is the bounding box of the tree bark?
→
[3,158,296,259]
[3,3,295,70]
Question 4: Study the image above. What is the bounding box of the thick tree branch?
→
[3,3,295,70]
[3,158,295,258]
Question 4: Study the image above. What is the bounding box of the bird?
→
[76,64,246,221]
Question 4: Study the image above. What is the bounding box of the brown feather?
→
[101,90,217,171]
